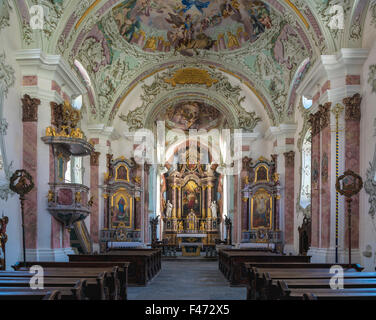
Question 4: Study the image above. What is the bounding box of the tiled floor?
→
[128,260,246,300]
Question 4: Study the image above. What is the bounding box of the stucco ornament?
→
[368,65,376,93]
[313,0,352,43]
[371,0,376,26]
[119,65,261,132]
[365,145,376,219]
[0,52,15,200]
[29,0,65,39]
[0,0,11,31]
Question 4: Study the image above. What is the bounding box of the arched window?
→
[300,129,311,210]
[302,96,313,109]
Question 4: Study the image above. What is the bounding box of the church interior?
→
[1,0,376,302]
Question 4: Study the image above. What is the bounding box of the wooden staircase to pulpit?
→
[70,221,93,254]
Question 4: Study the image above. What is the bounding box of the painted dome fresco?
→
[112,0,272,55]
[156,101,227,131]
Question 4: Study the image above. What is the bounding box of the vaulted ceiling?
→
[12,0,372,130]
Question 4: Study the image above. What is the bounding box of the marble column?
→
[343,94,362,250]
[241,157,251,233]
[283,151,295,246]
[177,187,182,219]
[144,163,151,241]
[207,185,212,218]
[21,95,40,250]
[90,151,100,244]
[202,186,206,219]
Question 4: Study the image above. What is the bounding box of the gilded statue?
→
[88,196,94,207]
[178,220,184,232]
[47,190,55,203]
[75,192,82,204]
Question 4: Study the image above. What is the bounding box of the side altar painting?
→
[112,0,272,55]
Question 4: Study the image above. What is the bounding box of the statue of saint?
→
[165,200,173,218]
[210,201,218,219]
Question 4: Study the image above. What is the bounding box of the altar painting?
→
[251,189,272,230]
[182,180,201,217]
[111,189,132,229]
[115,164,129,182]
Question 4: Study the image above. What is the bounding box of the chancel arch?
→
[3,1,376,303]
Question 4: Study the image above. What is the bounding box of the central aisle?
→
[128,260,246,300]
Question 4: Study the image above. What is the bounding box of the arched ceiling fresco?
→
[155,101,228,132]
[11,0,373,129]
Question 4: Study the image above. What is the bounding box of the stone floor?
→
[128,260,246,300]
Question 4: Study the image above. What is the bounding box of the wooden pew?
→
[69,250,160,286]
[13,261,129,300]
[218,250,311,286]
[276,278,376,300]
[302,289,376,300]
[0,279,85,300]
[0,289,62,301]
[2,268,116,300]
[246,263,363,300]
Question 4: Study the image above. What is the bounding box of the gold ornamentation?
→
[134,176,141,184]
[47,190,55,203]
[164,68,219,88]
[273,173,280,183]
[88,196,94,207]
[75,192,82,204]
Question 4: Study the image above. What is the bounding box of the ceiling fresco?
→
[9,0,373,128]
[156,101,227,131]
[112,0,272,55]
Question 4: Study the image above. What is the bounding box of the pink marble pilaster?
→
[320,126,331,248]
[283,151,295,245]
[23,122,38,249]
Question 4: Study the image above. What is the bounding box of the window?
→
[300,129,311,209]
[72,95,83,110]
[302,96,313,109]
[66,157,84,184]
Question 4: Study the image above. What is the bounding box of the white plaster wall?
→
[359,39,376,271]
[0,10,25,269]
[293,106,306,255]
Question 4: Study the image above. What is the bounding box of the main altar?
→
[161,149,222,247]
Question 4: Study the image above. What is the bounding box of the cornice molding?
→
[15,49,86,98]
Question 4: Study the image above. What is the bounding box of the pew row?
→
[0,289,62,301]
[246,263,376,300]
[218,249,311,286]
[12,262,130,300]
[68,249,161,286]
[246,262,364,299]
